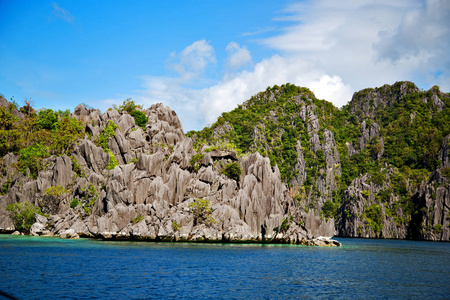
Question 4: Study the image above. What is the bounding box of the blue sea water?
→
[0,236,449,299]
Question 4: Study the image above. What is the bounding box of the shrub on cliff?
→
[96,120,120,170]
[6,202,41,233]
[132,214,144,224]
[52,116,84,153]
[0,107,14,130]
[365,204,383,234]
[117,98,142,114]
[321,200,337,220]
[220,162,242,182]
[117,99,148,129]
[18,143,48,179]
[190,153,204,172]
[96,120,119,150]
[78,184,99,215]
[36,109,59,130]
[188,198,216,226]
[131,110,148,129]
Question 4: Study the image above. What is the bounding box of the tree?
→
[6,202,41,233]
[52,116,84,153]
[322,200,337,219]
[36,109,59,130]
[20,98,35,115]
[118,98,142,114]
[116,98,148,129]
[18,143,48,179]
[0,107,14,130]
[131,110,148,129]
[188,198,216,226]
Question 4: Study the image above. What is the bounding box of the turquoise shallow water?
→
[0,236,449,299]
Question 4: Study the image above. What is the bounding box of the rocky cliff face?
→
[189,82,450,242]
[336,136,450,241]
[0,101,337,246]
[335,82,450,241]
[190,85,342,227]
[2,81,449,243]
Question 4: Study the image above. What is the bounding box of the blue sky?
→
[1,0,449,131]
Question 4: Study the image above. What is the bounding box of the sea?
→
[0,235,448,299]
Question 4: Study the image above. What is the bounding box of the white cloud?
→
[263,0,449,91]
[309,75,353,106]
[52,2,74,23]
[166,40,216,81]
[374,0,449,62]
[225,42,252,70]
[133,0,449,131]
[199,55,352,126]
[137,54,352,130]
[373,0,450,89]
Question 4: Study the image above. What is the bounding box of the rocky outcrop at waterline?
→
[0,100,340,246]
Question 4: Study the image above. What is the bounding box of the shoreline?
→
[0,231,342,247]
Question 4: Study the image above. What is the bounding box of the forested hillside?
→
[188,82,450,240]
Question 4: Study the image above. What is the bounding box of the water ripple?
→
[0,236,449,299]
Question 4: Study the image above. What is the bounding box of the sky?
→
[0,0,449,131]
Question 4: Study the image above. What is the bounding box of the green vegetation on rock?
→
[189,81,450,239]
[188,198,216,226]
[77,184,99,215]
[321,200,338,220]
[131,110,148,129]
[70,198,79,209]
[117,98,148,129]
[6,202,42,233]
[36,108,59,130]
[18,143,48,179]
[365,204,383,235]
[117,98,142,114]
[172,221,181,232]
[0,101,84,179]
[96,120,119,150]
[220,162,242,182]
[132,214,144,224]
[96,120,120,170]
[190,153,204,172]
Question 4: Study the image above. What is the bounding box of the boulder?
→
[35,213,48,225]
[59,229,80,239]
[307,237,341,247]
[30,222,46,236]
